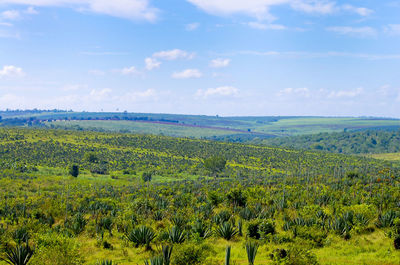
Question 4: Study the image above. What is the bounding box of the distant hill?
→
[262,129,400,154]
[1,110,400,140]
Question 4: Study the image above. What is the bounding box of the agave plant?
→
[125,226,157,250]
[245,242,259,265]
[0,244,34,265]
[192,220,212,239]
[162,245,173,265]
[225,245,231,265]
[96,260,117,265]
[171,216,186,229]
[216,222,238,240]
[144,256,164,265]
[168,226,185,244]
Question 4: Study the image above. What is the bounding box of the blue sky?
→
[0,0,399,117]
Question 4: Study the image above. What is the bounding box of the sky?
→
[0,0,399,117]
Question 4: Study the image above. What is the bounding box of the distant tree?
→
[203,156,227,178]
[69,165,79,178]
[84,152,98,163]
[142,171,153,182]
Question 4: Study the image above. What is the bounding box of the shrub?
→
[173,244,209,265]
[192,221,212,239]
[259,220,276,236]
[247,220,260,239]
[69,165,79,178]
[270,245,319,265]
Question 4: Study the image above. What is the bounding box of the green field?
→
[0,128,399,265]
[2,110,400,140]
[368,153,400,162]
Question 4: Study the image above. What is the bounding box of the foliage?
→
[0,244,34,265]
[216,222,238,240]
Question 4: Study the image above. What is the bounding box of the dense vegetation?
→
[263,129,400,155]
[0,128,399,264]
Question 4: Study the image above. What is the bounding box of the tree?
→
[69,165,79,178]
[203,156,227,178]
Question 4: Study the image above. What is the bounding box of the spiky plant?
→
[225,246,231,265]
[245,242,258,265]
[171,216,186,229]
[162,245,173,265]
[96,260,117,265]
[215,222,238,240]
[125,226,156,250]
[191,221,212,239]
[168,226,185,244]
[1,244,34,265]
[144,256,164,265]
[237,219,243,236]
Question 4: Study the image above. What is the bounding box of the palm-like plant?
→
[225,246,231,265]
[1,244,34,265]
[216,222,238,240]
[168,226,185,244]
[125,226,156,250]
[192,221,212,239]
[245,242,258,265]
[162,245,173,265]
[144,256,164,265]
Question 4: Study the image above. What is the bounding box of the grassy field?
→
[30,113,400,139]
[368,153,400,162]
[0,128,399,265]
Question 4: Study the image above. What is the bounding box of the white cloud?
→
[0,65,24,78]
[247,21,287,30]
[125,88,157,101]
[290,0,336,14]
[25,6,39,15]
[153,49,195,60]
[187,0,372,21]
[0,0,159,22]
[210,58,230,68]
[90,88,112,101]
[116,66,140,75]
[1,10,21,20]
[196,86,238,98]
[172,69,202,79]
[145,57,161,70]
[326,26,377,38]
[187,0,283,21]
[328,87,364,98]
[277,87,310,97]
[186,22,200,31]
[384,24,400,36]
[341,4,373,16]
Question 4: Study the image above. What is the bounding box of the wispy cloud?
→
[185,22,200,31]
[172,69,202,79]
[247,22,287,30]
[0,65,24,78]
[210,58,230,68]
[384,24,400,36]
[153,49,195,60]
[326,26,377,38]
[145,57,161,70]
[196,86,238,98]
[0,0,159,22]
